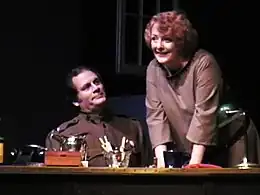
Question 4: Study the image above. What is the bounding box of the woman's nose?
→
[156,41,163,49]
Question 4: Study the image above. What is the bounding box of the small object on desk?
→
[44,151,82,166]
[235,157,260,169]
[50,130,88,153]
[48,130,88,166]
[99,136,134,168]
[0,136,4,164]
[81,160,89,167]
[234,114,260,169]
[104,150,132,168]
[148,157,157,168]
[10,144,46,165]
[163,150,190,168]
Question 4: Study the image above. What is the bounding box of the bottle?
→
[0,136,3,164]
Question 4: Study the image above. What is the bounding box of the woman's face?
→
[150,23,178,67]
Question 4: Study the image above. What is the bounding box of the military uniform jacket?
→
[45,110,143,167]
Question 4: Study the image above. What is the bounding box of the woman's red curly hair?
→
[144,10,198,59]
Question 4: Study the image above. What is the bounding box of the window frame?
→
[115,0,179,75]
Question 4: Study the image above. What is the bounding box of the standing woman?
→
[144,10,260,167]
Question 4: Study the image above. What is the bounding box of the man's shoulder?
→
[113,114,141,124]
[113,114,139,120]
[56,115,81,132]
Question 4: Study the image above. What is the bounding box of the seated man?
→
[45,66,144,167]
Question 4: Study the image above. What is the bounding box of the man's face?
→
[151,23,177,66]
[72,70,106,112]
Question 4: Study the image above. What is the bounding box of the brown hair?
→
[144,10,198,59]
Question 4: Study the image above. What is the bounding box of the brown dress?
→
[45,110,143,167]
[146,49,260,167]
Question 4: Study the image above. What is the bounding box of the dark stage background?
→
[0,0,259,156]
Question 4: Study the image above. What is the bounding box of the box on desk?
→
[44,151,81,166]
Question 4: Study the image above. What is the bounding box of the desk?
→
[0,166,260,195]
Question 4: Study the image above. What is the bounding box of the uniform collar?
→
[79,107,113,124]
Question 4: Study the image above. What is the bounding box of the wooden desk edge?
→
[1,166,260,176]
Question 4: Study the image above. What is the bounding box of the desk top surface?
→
[1,165,260,176]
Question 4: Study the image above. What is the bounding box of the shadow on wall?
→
[107,94,153,165]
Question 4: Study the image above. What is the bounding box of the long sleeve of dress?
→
[146,63,173,149]
[186,55,222,146]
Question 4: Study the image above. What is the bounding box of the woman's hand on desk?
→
[154,145,167,168]
[188,144,206,165]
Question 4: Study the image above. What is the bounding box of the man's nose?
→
[91,83,100,92]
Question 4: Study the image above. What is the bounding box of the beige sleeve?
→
[146,65,173,149]
[186,55,222,146]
